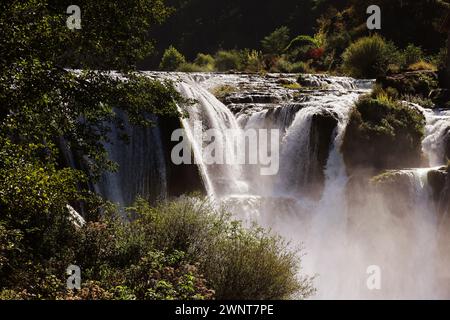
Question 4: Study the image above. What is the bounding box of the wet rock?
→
[276,78,296,85]
[430,88,450,108]
[159,116,206,197]
[442,128,450,164]
[428,168,447,202]
[378,71,439,97]
[305,111,338,199]
[426,166,450,218]
[297,74,321,87]
[370,170,417,218]
[224,93,281,105]
[341,95,425,175]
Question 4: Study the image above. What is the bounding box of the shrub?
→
[271,58,313,74]
[214,50,241,71]
[130,197,315,300]
[290,61,313,74]
[159,46,186,71]
[194,53,215,69]
[431,47,447,70]
[407,60,437,72]
[342,35,400,78]
[261,26,291,55]
[240,49,264,73]
[271,58,294,73]
[285,35,322,62]
[402,44,423,67]
[342,93,425,172]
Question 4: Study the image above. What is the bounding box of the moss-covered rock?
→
[341,94,425,174]
[377,70,438,98]
[370,170,418,218]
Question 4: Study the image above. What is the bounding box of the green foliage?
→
[194,53,215,68]
[402,44,423,67]
[177,63,205,72]
[407,61,437,72]
[1,1,184,179]
[290,61,314,73]
[286,35,320,52]
[271,58,314,74]
[177,53,215,72]
[160,46,186,71]
[239,49,264,73]
[214,50,241,71]
[211,85,238,101]
[342,93,426,171]
[432,47,448,70]
[282,83,302,90]
[1,195,313,300]
[261,26,291,55]
[129,197,315,300]
[342,35,400,78]
[0,0,195,300]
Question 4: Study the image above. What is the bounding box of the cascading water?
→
[94,110,168,207]
[94,71,450,299]
[172,73,450,299]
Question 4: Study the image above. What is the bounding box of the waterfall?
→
[175,78,248,196]
[419,107,450,166]
[92,71,450,299]
[95,110,167,207]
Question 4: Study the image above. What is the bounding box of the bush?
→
[130,197,315,299]
[432,47,447,70]
[240,49,264,73]
[342,35,400,78]
[271,57,294,73]
[261,26,291,55]
[159,46,186,71]
[194,53,215,69]
[289,61,313,73]
[214,50,241,72]
[407,60,437,72]
[271,58,313,74]
[402,44,423,67]
[1,195,313,300]
[342,93,425,172]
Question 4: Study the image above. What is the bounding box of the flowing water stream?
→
[96,72,450,299]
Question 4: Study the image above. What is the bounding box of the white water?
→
[94,110,167,206]
[171,73,450,299]
[96,72,450,299]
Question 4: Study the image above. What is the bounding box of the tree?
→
[0,0,184,295]
[436,0,450,87]
[0,0,184,177]
[159,46,186,70]
[261,26,291,55]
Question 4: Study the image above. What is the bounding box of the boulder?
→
[377,70,438,97]
[159,116,206,197]
[304,111,338,199]
[428,168,447,202]
[430,88,450,108]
